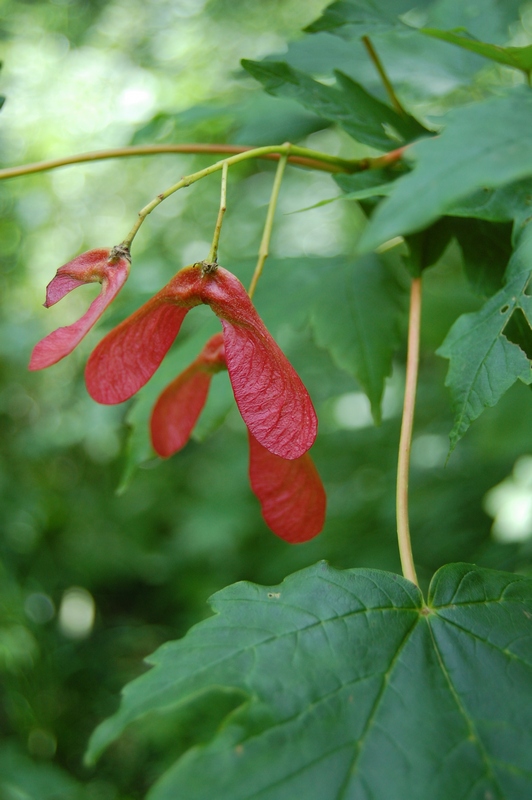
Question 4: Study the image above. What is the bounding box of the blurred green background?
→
[1,0,532,797]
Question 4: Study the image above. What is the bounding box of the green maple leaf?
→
[86,561,532,799]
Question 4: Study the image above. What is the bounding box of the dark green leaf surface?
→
[438,226,532,450]
[358,88,532,253]
[334,168,398,201]
[451,218,512,296]
[253,255,407,422]
[447,177,532,226]
[86,561,532,799]
[421,28,532,73]
[308,254,406,422]
[241,60,428,151]
[0,742,87,800]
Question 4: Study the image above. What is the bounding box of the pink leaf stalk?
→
[150,333,326,543]
[86,263,317,459]
[29,247,130,370]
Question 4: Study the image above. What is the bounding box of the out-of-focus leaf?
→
[447,177,532,226]
[289,175,394,212]
[132,94,327,148]
[304,0,421,38]
[306,0,524,43]
[420,28,532,74]
[241,60,429,151]
[335,168,398,200]
[308,254,406,423]
[86,561,532,800]
[403,217,454,277]
[252,255,407,423]
[0,742,87,800]
[451,218,512,296]
[438,225,532,451]
[192,370,233,442]
[358,88,532,253]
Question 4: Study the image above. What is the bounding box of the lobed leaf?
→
[358,88,532,253]
[420,27,532,74]
[241,60,428,151]
[437,225,532,450]
[309,254,407,423]
[243,254,408,423]
[86,561,532,799]
[304,0,421,38]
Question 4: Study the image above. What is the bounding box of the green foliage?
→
[304,0,428,37]
[358,88,532,253]
[241,60,428,150]
[438,226,532,450]
[86,562,532,799]
[421,27,532,75]
[3,0,532,797]
[305,254,407,422]
[0,743,88,800]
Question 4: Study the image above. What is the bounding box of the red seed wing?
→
[202,268,317,459]
[150,333,226,457]
[44,248,114,308]
[85,266,206,405]
[151,367,212,457]
[85,300,189,404]
[248,431,326,543]
[29,251,130,370]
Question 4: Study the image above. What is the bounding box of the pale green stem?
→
[120,144,359,250]
[207,161,228,263]
[396,276,421,587]
[0,143,359,182]
[248,151,289,299]
[362,35,406,117]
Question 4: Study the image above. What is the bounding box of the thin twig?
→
[208,162,228,263]
[0,143,360,182]
[248,151,289,299]
[362,35,406,117]
[396,276,421,587]
[121,142,358,250]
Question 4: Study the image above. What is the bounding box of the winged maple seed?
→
[150,333,326,543]
[30,257,324,539]
[85,262,318,460]
[29,246,131,370]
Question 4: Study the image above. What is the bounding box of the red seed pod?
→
[150,333,225,458]
[150,332,326,543]
[86,264,317,459]
[248,431,326,543]
[29,247,130,370]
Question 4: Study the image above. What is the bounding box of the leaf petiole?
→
[396,276,421,587]
[207,161,228,264]
[120,143,358,250]
[362,35,406,117]
[248,149,289,299]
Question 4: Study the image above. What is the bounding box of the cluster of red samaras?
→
[30,247,326,543]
